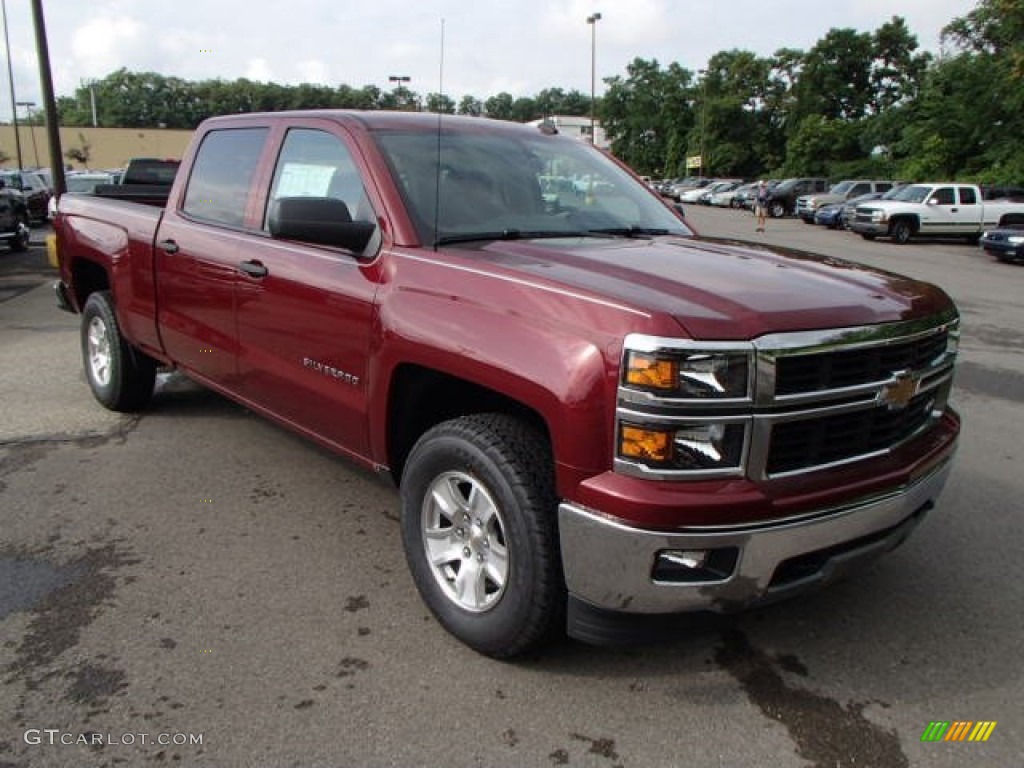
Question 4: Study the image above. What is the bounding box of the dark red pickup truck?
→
[53,110,961,657]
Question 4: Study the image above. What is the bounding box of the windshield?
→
[829,181,854,195]
[374,128,691,245]
[887,185,930,203]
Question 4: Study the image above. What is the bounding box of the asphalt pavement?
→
[1,215,1021,767]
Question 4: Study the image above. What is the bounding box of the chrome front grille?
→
[766,391,936,475]
[775,332,948,396]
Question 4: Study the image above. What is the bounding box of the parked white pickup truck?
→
[850,183,1024,244]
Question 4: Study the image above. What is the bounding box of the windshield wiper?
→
[586,226,672,238]
[435,229,604,246]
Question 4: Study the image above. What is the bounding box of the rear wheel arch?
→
[70,256,112,309]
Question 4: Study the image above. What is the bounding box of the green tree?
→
[424,93,456,114]
[601,58,693,176]
[484,92,515,120]
[458,95,483,116]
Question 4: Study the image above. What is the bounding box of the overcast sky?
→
[2,0,980,121]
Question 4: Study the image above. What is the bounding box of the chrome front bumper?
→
[558,457,953,615]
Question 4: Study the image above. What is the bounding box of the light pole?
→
[698,68,707,180]
[1,0,23,170]
[587,12,601,144]
[388,75,412,111]
[16,100,38,167]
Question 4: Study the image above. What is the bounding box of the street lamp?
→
[698,68,707,180]
[16,100,39,167]
[587,12,601,144]
[388,75,412,111]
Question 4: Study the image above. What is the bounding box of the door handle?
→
[950,208,958,213]
[238,260,269,278]
[159,239,180,254]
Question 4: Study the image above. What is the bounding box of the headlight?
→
[618,421,746,472]
[1008,236,1024,245]
[870,210,888,223]
[624,350,751,400]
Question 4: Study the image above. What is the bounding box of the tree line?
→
[49,0,1021,183]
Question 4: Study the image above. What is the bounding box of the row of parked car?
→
[654,174,1024,263]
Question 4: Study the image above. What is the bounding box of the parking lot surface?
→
[1,216,1021,767]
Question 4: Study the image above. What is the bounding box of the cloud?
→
[245,58,274,82]
[296,60,330,85]
[70,16,145,78]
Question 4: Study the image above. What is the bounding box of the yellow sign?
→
[685,155,703,169]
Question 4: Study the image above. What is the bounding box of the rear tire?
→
[770,201,786,218]
[400,414,563,658]
[6,214,29,251]
[81,291,156,411]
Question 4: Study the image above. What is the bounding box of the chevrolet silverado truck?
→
[850,183,1024,244]
[53,111,961,657]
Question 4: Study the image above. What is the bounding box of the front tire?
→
[400,414,563,658]
[81,291,156,411]
[890,219,913,245]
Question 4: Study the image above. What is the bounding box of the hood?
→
[457,235,952,340]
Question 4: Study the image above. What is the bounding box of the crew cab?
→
[53,111,961,657]
[850,183,1024,244]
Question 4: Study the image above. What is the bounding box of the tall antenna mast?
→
[432,18,445,250]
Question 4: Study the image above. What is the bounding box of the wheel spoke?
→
[454,558,487,608]
[424,526,462,568]
[484,547,508,589]
[428,475,467,525]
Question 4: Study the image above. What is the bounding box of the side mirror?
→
[673,202,686,218]
[268,197,376,253]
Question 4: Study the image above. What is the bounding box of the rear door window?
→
[182,128,268,227]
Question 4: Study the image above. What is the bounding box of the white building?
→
[526,115,609,149]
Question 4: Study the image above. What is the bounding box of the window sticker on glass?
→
[275,163,335,198]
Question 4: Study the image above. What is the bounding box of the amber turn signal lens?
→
[625,352,677,391]
[620,426,673,462]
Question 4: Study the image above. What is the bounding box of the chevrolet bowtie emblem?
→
[877,371,919,410]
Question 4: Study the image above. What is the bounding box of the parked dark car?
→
[0,183,30,251]
[766,177,828,218]
[0,170,52,224]
[813,203,844,228]
[980,226,1024,263]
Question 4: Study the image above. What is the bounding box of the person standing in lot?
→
[755,180,769,232]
